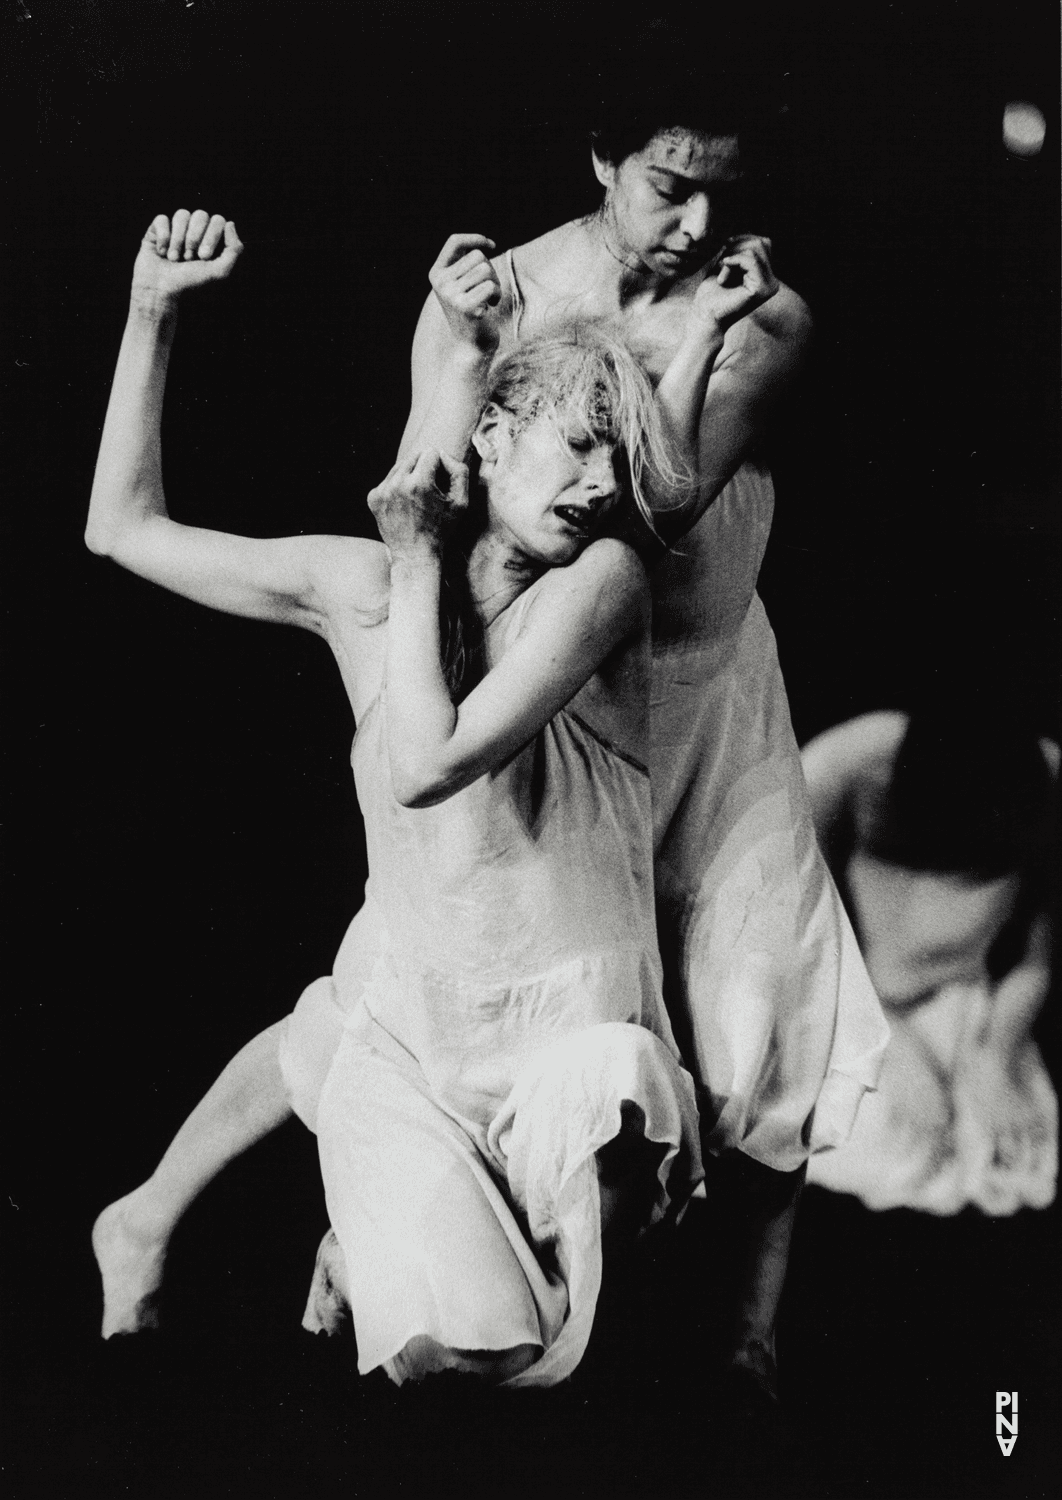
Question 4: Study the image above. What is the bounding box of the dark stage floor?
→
[4,1122,1058,1499]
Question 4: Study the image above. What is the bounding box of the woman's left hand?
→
[368,449,469,564]
[429,234,502,354]
[692,234,779,334]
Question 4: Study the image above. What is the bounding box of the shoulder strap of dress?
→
[505,247,525,343]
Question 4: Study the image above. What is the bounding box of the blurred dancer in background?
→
[803,698,1058,1214]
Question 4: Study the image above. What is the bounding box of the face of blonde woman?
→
[474,408,623,567]
[593,127,744,278]
[846,852,1022,1006]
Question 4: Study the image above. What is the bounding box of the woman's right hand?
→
[429,234,502,354]
[368,449,469,565]
[131,210,243,305]
[691,234,778,335]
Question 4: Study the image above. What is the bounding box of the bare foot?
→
[301,1228,351,1336]
[92,1191,169,1338]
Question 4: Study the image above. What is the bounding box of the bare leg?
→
[719,1153,806,1401]
[595,1100,670,1246]
[92,1019,292,1338]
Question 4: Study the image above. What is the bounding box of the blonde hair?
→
[438,328,691,700]
[484,326,693,528]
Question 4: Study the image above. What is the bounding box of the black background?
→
[2,2,1059,1496]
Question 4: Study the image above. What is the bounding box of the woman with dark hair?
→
[803,705,1058,1213]
[88,211,703,1386]
[95,34,889,1399]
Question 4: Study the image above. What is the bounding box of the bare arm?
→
[653,238,812,539]
[396,234,503,462]
[369,451,648,808]
[86,212,383,638]
[801,712,910,845]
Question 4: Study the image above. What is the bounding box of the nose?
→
[582,446,620,506]
[679,192,711,244]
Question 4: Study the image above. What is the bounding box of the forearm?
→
[652,316,725,519]
[86,291,179,555]
[398,346,493,465]
[384,557,459,804]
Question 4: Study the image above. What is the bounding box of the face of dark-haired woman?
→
[593,127,744,279]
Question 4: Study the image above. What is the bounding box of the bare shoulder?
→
[503,221,587,295]
[572,535,648,588]
[803,710,909,777]
[538,538,649,620]
[724,279,812,374]
[758,279,813,345]
[305,535,390,629]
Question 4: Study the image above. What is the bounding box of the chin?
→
[542,536,587,566]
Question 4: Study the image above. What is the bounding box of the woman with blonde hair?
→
[89,210,702,1384]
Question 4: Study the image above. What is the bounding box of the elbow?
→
[390,756,460,810]
[84,522,114,558]
[84,503,151,562]
[392,774,449,810]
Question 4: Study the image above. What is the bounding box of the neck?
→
[466,529,545,628]
[586,203,686,309]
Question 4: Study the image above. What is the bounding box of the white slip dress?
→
[309,579,702,1385]
[647,465,890,1171]
[278,253,890,1185]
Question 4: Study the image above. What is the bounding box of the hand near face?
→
[692,234,778,334]
[368,449,469,564]
[429,234,502,354]
[132,211,243,302]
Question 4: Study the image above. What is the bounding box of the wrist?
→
[389,549,443,580]
[684,307,726,352]
[128,287,180,326]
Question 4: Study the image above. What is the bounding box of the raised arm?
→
[653,236,812,538]
[369,451,647,808]
[86,211,381,636]
[396,234,503,462]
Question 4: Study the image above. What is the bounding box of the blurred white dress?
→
[647,462,890,1169]
[807,961,1057,1215]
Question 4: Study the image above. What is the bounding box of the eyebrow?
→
[647,166,697,187]
[647,164,743,189]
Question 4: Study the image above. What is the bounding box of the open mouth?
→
[554,505,595,536]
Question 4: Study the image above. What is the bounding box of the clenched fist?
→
[132,210,243,305]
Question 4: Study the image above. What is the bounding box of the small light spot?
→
[1003,101,1045,157]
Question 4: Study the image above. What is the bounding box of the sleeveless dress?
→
[278,248,890,1181]
[647,472,889,1170]
[503,248,888,1169]
[309,579,702,1386]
